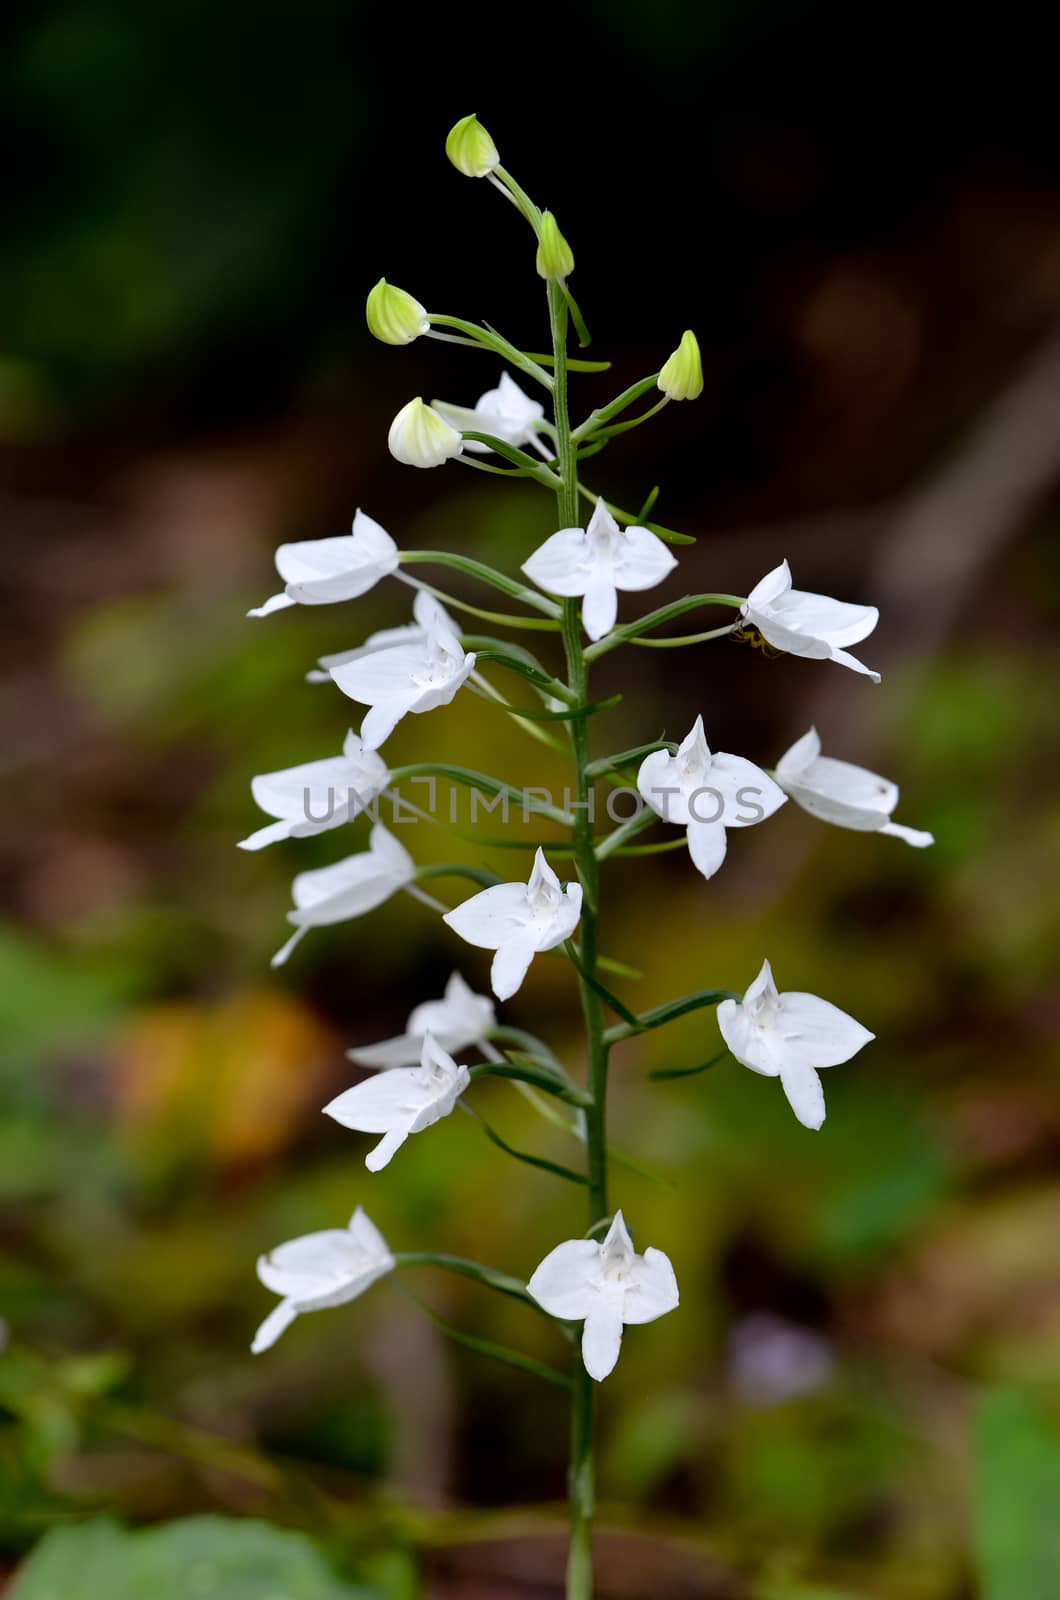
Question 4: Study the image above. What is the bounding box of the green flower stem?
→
[549,277,606,1600]
[427,312,552,390]
[570,373,662,442]
[583,593,745,662]
[399,551,562,617]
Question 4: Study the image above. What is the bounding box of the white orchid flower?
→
[328,611,476,751]
[348,971,496,1069]
[775,727,934,847]
[248,509,398,618]
[323,1032,470,1171]
[741,560,880,680]
[717,958,874,1130]
[433,372,547,456]
[522,501,677,642]
[306,591,455,683]
[442,848,583,1001]
[637,715,786,880]
[238,731,388,851]
[527,1211,679,1383]
[251,1206,394,1354]
[271,821,414,968]
[388,398,464,468]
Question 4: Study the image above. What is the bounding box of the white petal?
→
[442,883,531,950]
[527,1239,599,1319]
[773,590,878,647]
[248,591,296,619]
[323,1070,426,1133]
[698,752,787,829]
[251,1300,298,1353]
[582,1297,625,1381]
[581,573,618,640]
[522,528,592,597]
[256,1230,359,1298]
[330,642,426,705]
[745,560,792,609]
[879,820,934,847]
[828,645,882,681]
[237,819,294,851]
[541,885,583,949]
[780,1060,826,1129]
[743,958,779,1011]
[346,1033,422,1069]
[365,1125,412,1171]
[270,925,309,968]
[490,931,539,999]
[623,1247,680,1324]
[637,750,693,826]
[717,997,779,1076]
[775,727,821,783]
[527,847,562,902]
[611,525,678,591]
[686,819,729,880]
[360,701,406,749]
[776,992,874,1068]
[347,1206,393,1262]
[368,821,414,878]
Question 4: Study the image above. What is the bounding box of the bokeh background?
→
[2,5,1059,1596]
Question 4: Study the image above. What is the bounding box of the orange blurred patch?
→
[112,990,338,1168]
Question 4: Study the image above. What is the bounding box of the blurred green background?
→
[2,3,1060,1595]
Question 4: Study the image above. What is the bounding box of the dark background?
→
[2,4,1059,1597]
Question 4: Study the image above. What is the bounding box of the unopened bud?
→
[445,114,499,178]
[366,279,429,346]
[388,398,464,469]
[658,330,703,401]
[535,211,575,281]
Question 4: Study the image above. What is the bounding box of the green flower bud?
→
[445,114,499,178]
[535,211,575,282]
[657,330,703,401]
[366,279,429,346]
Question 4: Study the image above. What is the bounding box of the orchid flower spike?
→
[248,509,399,618]
[741,560,880,680]
[251,1206,394,1354]
[306,591,454,684]
[717,959,875,1130]
[324,1032,470,1171]
[522,501,678,642]
[328,610,476,750]
[388,398,464,468]
[348,971,496,1069]
[432,372,547,456]
[442,848,583,1000]
[271,821,414,968]
[776,728,934,847]
[528,1212,679,1382]
[637,715,786,880]
[238,731,388,851]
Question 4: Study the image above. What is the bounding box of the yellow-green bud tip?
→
[658,330,703,401]
[445,114,499,178]
[535,211,575,282]
[366,279,429,346]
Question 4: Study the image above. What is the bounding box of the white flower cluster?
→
[243,374,931,1379]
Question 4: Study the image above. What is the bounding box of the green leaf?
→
[459,1102,586,1185]
[8,1516,377,1599]
[395,1287,572,1390]
[649,1048,728,1081]
[975,1390,1060,1600]
[564,944,639,1027]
